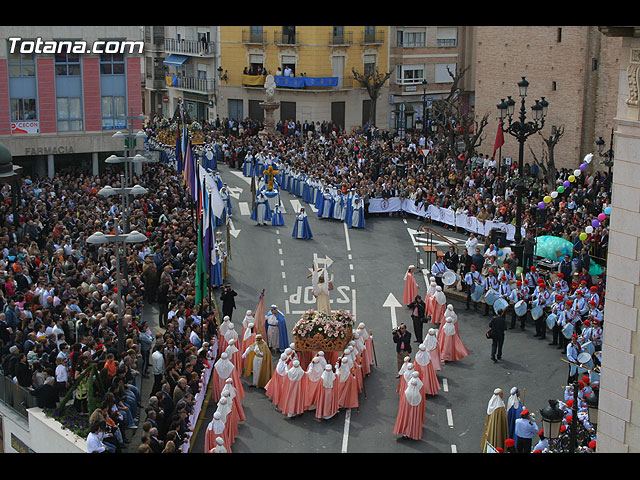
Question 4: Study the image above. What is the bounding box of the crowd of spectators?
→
[0,110,611,452]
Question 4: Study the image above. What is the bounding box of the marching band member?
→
[587,286,600,308]
[572,290,589,322]
[508,280,529,330]
[591,319,603,351]
[465,265,483,311]
[532,280,552,339]
[431,252,447,289]
[549,295,567,348]
[497,275,511,300]
[525,266,541,295]
[483,269,499,316]
[555,273,569,296]
[560,301,579,354]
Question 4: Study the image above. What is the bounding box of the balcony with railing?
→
[165,37,215,56]
[242,30,268,44]
[330,31,354,46]
[273,30,298,46]
[361,30,385,45]
[165,74,215,93]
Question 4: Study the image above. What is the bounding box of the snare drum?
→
[514,300,528,317]
[582,341,595,355]
[443,270,458,286]
[484,289,498,306]
[494,298,509,316]
[562,322,575,339]
[546,313,557,330]
[531,305,543,321]
[471,283,484,302]
[577,352,594,373]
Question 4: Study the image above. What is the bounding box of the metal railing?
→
[362,30,385,45]
[165,38,215,56]
[330,31,354,45]
[169,75,215,93]
[242,30,268,44]
[0,371,38,419]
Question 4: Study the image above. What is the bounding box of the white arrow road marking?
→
[228,218,241,238]
[383,292,403,329]
[227,186,243,199]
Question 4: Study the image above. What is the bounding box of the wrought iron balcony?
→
[165,37,215,56]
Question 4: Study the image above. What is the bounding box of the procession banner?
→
[400,198,428,217]
[368,197,403,213]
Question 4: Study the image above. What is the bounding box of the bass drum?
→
[546,313,557,330]
[443,270,459,286]
[514,300,528,317]
[471,283,484,302]
[562,322,575,339]
[493,297,509,316]
[531,304,543,321]
[484,289,498,306]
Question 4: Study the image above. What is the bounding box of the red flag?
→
[492,121,504,160]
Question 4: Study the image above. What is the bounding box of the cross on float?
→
[263,165,279,191]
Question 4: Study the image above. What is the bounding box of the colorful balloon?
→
[557,186,565,194]
[569,175,576,183]
[563,180,571,188]
[598,213,606,222]
[604,206,611,215]
[592,219,600,228]
[580,163,587,171]
[585,226,594,234]
[551,191,558,199]
[544,195,552,204]
[538,202,546,209]
[580,232,587,241]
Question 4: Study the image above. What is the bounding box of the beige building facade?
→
[598,25,640,453]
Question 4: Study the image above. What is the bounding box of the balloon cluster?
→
[536,153,611,242]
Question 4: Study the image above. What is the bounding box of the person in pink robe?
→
[215,396,236,447]
[356,324,374,374]
[423,328,442,371]
[205,412,229,453]
[336,357,359,410]
[265,353,288,409]
[414,344,440,395]
[303,356,324,410]
[315,365,339,420]
[211,352,244,402]
[398,362,416,395]
[403,265,419,306]
[279,360,306,417]
[425,280,437,319]
[222,377,245,422]
[219,391,239,441]
[225,338,242,376]
[218,316,232,357]
[431,286,447,324]
[240,322,256,372]
[393,372,425,440]
[439,316,470,362]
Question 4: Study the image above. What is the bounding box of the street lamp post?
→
[422,80,428,138]
[496,77,548,261]
[87,230,148,354]
[596,127,614,193]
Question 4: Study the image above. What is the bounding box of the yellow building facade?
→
[216,26,390,131]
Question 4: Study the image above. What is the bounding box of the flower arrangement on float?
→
[293,309,354,351]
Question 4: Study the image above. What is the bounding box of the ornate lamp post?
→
[496,77,548,261]
[596,127,614,192]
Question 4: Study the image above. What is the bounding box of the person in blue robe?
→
[317,189,334,218]
[271,203,285,226]
[506,387,525,448]
[314,183,325,210]
[250,193,272,225]
[243,153,253,177]
[265,305,289,352]
[347,195,366,228]
[292,207,313,239]
[211,245,223,287]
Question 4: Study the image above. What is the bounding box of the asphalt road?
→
[188,163,567,454]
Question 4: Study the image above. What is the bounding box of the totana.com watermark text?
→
[8,37,144,55]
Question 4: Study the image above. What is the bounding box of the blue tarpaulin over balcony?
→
[274,76,339,88]
[163,54,189,66]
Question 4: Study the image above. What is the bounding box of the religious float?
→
[292,309,354,352]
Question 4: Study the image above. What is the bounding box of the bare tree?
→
[430,66,489,165]
[528,125,565,191]
[352,67,392,127]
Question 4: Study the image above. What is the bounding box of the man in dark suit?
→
[444,246,459,276]
[392,323,412,376]
[407,296,426,344]
[220,284,237,320]
[489,309,508,362]
[558,254,573,280]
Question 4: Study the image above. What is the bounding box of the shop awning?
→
[163,54,189,66]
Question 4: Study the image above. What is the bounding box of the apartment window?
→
[56,97,83,131]
[557,28,562,43]
[436,27,458,47]
[7,46,35,77]
[55,52,81,76]
[99,53,125,75]
[8,42,37,122]
[363,55,376,76]
[10,98,37,121]
[101,95,126,129]
[552,81,557,91]
[397,30,425,48]
[435,63,457,83]
[592,58,599,71]
[396,65,425,85]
